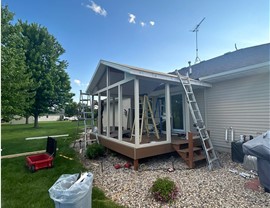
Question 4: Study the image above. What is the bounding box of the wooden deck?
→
[91,132,201,170]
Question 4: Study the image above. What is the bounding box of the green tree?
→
[19,22,74,127]
[65,102,79,117]
[1,6,34,121]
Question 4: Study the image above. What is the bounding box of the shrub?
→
[86,143,105,159]
[150,177,179,203]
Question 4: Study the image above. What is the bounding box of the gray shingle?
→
[176,43,270,79]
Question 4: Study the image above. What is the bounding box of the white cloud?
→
[149,21,155,26]
[128,13,136,24]
[86,1,107,16]
[140,22,146,27]
[74,79,81,86]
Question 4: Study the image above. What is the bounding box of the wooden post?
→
[134,159,139,171]
[188,132,194,168]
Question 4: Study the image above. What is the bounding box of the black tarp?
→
[243,130,270,191]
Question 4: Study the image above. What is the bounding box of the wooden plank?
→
[25,134,69,140]
[1,150,46,159]
[177,147,201,153]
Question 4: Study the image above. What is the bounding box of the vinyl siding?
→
[189,89,206,133]
[205,71,270,152]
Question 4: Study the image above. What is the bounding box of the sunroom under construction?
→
[82,60,219,170]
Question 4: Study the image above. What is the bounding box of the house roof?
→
[176,43,270,80]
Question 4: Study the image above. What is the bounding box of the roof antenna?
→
[190,17,205,64]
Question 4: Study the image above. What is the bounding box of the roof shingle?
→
[176,43,270,79]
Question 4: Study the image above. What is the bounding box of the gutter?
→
[199,61,270,82]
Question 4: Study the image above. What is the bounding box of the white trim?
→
[185,95,190,136]
[118,85,123,141]
[96,134,171,148]
[134,79,140,147]
[94,76,134,95]
[96,134,136,148]
[87,60,212,94]
[138,140,171,148]
[98,94,101,133]
[91,95,95,126]
[165,84,171,142]
[199,61,270,81]
[112,97,116,131]
[106,89,110,137]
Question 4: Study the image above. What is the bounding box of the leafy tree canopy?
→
[65,102,79,117]
[1,6,74,127]
[19,21,74,127]
[1,6,34,121]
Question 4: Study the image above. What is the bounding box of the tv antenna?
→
[191,17,205,64]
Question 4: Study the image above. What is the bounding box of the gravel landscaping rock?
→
[74,142,270,208]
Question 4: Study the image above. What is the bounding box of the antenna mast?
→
[191,17,205,64]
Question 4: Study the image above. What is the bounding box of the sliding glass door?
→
[171,94,184,131]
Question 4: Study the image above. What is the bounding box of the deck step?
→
[177,147,201,153]
[192,154,206,162]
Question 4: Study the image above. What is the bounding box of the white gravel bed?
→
[76,148,269,208]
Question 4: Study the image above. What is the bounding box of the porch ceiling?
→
[86,60,211,95]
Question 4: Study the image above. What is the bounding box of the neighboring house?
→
[86,43,269,169]
[9,114,63,124]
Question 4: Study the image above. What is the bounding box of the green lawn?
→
[1,121,124,208]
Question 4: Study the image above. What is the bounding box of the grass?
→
[1,121,125,208]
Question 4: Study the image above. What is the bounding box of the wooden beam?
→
[134,159,139,171]
[25,134,69,140]
[1,150,46,159]
[2,148,59,159]
[188,132,194,168]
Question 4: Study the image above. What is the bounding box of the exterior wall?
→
[103,98,131,130]
[204,72,270,152]
[189,89,206,133]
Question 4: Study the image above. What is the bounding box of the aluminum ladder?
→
[175,70,221,170]
[77,90,97,152]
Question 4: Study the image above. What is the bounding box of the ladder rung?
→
[202,137,210,141]
[206,147,213,152]
[209,158,218,164]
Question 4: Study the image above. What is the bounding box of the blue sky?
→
[3,0,269,102]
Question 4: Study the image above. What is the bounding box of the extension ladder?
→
[175,70,221,170]
[77,90,97,152]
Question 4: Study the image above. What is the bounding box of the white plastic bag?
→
[49,172,93,208]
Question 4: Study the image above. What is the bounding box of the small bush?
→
[86,143,105,159]
[150,177,179,203]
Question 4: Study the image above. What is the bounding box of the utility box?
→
[49,172,93,208]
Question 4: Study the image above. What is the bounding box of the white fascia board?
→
[199,61,270,82]
[130,69,212,87]
[189,79,212,87]
[102,60,177,82]
[88,60,212,94]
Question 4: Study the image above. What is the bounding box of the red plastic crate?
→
[26,153,54,172]
[26,137,57,172]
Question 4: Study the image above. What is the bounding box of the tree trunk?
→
[34,113,39,128]
[25,116,29,124]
